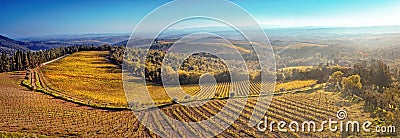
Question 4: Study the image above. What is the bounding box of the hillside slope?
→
[0,35,29,53]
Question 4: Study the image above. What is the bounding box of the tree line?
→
[0,45,112,73]
[110,46,273,85]
[326,59,394,95]
[325,59,399,134]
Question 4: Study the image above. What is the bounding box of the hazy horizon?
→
[3,25,400,40]
[1,0,400,38]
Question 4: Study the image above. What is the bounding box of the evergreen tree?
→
[1,53,11,72]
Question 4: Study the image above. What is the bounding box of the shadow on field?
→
[91,61,111,64]
[96,66,122,73]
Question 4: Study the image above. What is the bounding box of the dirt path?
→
[41,54,70,66]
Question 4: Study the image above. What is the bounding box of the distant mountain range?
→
[0,35,29,53]
[20,35,130,50]
[0,34,131,52]
[1,26,400,53]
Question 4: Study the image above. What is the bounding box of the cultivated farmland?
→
[8,51,386,137]
[1,72,376,137]
[35,51,318,108]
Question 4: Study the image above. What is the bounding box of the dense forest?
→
[111,46,279,85]
[0,45,112,73]
[324,59,400,130]
[110,45,398,87]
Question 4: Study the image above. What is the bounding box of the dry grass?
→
[42,51,126,106]
[278,66,313,72]
[275,80,317,92]
[285,42,328,49]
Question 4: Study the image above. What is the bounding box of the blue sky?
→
[1,0,399,38]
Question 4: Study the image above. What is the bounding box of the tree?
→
[341,75,362,96]
[329,71,344,86]
[1,53,11,72]
[373,60,392,90]
[353,60,392,90]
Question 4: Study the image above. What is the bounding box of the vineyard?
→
[11,51,380,137]
[1,72,376,137]
[24,51,320,109]
[274,80,317,92]
[1,1,399,137]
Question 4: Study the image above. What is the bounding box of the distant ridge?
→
[0,35,29,54]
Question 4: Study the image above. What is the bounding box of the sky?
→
[1,0,400,38]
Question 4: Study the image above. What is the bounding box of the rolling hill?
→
[0,35,29,54]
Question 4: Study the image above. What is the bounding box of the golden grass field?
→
[42,51,127,106]
[42,51,319,107]
[275,80,317,92]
